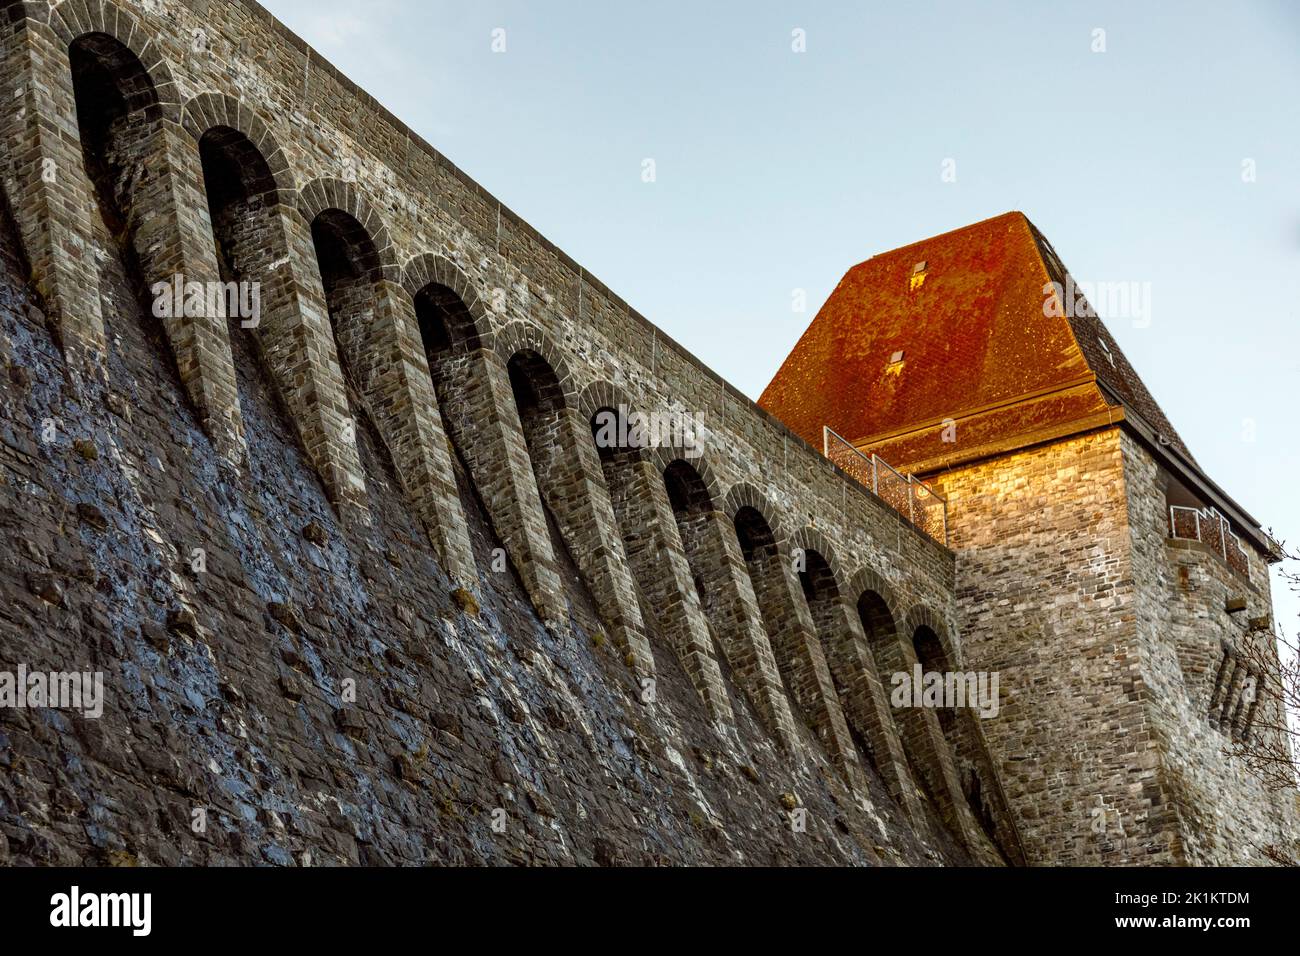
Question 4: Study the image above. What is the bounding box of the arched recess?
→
[402,254,493,350]
[297,177,397,281]
[912,620,958,736]
[49,0,182,122]
[790,529,917,811]
[67,25,243,456]
[727,488,865,792]
[581,383,728,720]
[181,93,296,198]
[406,264,566,629]
[659,456,796,748]
[300,180,475,585]
[793,535,870,758]
[903,607,972,771]
[903,604,1026,865]
[189,105,368,522]
[308,206,387,387]
[850,568,910,737]
[495,324,653,671]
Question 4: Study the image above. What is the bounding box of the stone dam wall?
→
[0,0,1021,865]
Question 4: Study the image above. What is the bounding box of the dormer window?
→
[1098,337,1116,367]
[909,261,927,292]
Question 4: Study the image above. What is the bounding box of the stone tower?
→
[760,211,1297,864]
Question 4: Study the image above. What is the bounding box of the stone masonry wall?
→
[1118,432,1296,864]
[0,151,957,866]
[0,0,981,865]
[933,427,1296,864]
[933,429,1180,864]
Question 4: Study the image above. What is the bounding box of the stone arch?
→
[900,600,1019,861]
[195,122,290,342]
[731,514,776,571]
[582,380,656,467]
[581,383,732,721]
[578,379,641,428]
[847,567,903,626]
[905,605,962,747]
[790,524,922,799]
[68,30,162,169]
[662,457,716,518]
[728,494,863,787]
[493,320,578,409]
[851,568,909,692]
[850,571,948,815]
[789,529,849,645]
[308,205,390,392]
[198,127,282,210]
[189,101,367,522]
[180,92,296,200]
[303,189,480,584]
[406,262,564,626]
[296,176,397,283]
[851,569,910,728]
[501,335,653,667]
[720,482,789,547]
[507,350,568,423]
[904,604,963,669]
[401,253,493,351]
[49,0,180,122]
[789,526,848,594]
[663,456,796,747]
[651,448,723,510]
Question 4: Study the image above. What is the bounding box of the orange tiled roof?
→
[758,211,1193,475]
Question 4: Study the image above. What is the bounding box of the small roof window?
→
[909,262,928,292]
[1098,337,1116,367]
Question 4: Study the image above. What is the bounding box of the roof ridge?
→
[852,210,1028,268]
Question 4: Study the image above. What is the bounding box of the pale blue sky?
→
[262,0,1300,631]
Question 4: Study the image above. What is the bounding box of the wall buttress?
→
[674,500,798,749]
[254,207,370,525]
[603,452,733,725]
[0,19,106,373]
[362,282,476,586]
[431,346,567,625]
[521,402,655,677]
[760,553,869,794]
[142,125,244,460]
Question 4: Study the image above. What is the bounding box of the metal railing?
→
[1169,505,1250,580]
[824,427,948,546]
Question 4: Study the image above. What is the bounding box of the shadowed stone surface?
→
[0,197,954,865]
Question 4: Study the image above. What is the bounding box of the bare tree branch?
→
[1225,537,1300,798]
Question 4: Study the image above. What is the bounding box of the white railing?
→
[1169,505,1250,580]
[824,427,948,546]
